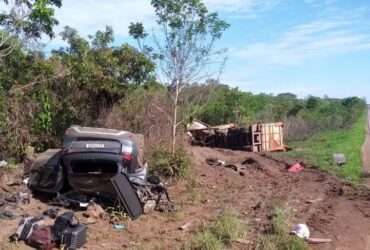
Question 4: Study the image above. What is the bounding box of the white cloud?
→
[52,0,154,38]
[232,17,370,66]
[43,0,279,48]
[40,0,156,49]
[50,0,278,41]
[204,0,280,17]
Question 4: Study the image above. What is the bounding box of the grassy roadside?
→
[280,111,367,183]
[184,213,247,250]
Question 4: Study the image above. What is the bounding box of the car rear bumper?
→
[63,152,122,198]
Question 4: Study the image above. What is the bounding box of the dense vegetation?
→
[0,29,366,160]
[186,84,366,140]
[0,0,366,167]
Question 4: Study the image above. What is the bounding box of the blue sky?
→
[42,0,370,101]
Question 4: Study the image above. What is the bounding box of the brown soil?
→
[2,146,370,249]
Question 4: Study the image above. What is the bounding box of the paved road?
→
[362,106,370,178]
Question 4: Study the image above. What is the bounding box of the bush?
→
[149,147,190,178]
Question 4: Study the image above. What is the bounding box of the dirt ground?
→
[2,145,370,250]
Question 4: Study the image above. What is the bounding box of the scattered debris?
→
[241,157,258,165]
[288,162,305,173]
[113,224,126,231]
[307,237,332,244]
[22,177,29,185]
[85,217,97,225]
[143,200,156,214]
[10,216,45,242]
[83,201,106,219]
[0,210,16,220]
[291,223,331,244]
[0,160,8,168]
[16,192,31,204]
[333,153,346,166]
[206,158,225,167]
[224,164,239,172]
[306,198,323,204]
[26,225,55,250]
[43,208,59,219]
[178,222,192,231]
[234,239,251,245]
[206,157,263,176]
[290,224,310,239]
[51,191,90,209]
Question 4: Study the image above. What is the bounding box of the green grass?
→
[257,207,308,250]
[185,213,247,250]
[280,112,367,183]
[257,235,308,250]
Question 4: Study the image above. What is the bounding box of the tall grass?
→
[185,213,247,250]
[280,111,367,182]
[257,207,308,250]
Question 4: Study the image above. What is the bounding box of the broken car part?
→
[111,173,143,220]
[28,149,64,194]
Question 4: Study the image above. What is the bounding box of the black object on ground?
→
[61,224,87,250]
[53,211,76,241]
[111,173,143,220]
[11,216,44,241]
[53,211,87,249]
[50,191,90,210]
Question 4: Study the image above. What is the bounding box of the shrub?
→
[257,207,308,250]
[148,147,190,178]
[271,207,289,235]
[188,231,223,250]
[257,235,308,250]
[186,212,247,250]
[209,213,246,245]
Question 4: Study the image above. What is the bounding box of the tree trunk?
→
[171,83,179,154]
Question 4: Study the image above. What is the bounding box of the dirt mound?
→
[1,147,370,249]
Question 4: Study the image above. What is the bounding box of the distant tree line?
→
[181,83,366,140]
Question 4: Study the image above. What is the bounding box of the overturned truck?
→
[187,121,285,152]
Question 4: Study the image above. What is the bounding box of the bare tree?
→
[129,0,229,153]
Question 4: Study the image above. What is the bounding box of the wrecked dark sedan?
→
[29,126,146,199]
